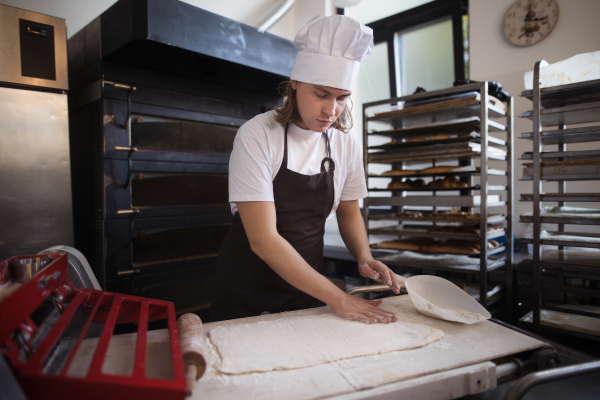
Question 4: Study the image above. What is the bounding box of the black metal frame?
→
[367,0,468,98]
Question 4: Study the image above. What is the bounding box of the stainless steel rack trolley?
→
[518,60,600,338]
[362,82,514,320]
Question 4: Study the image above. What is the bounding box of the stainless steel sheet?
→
[0,87,73,260]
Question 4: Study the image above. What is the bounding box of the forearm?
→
[336,201,373,264]
[336,201,400,293]
[237,201,397,322]
[251,233,342,305]
[238,202,342,305]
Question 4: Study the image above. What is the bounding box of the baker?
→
[211,15,400,324]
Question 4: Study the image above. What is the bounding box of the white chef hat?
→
[290,15,374,91]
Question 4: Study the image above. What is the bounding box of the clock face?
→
[503,0,559,47]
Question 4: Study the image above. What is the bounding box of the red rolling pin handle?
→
[177,313,207,397]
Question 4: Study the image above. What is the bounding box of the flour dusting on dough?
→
[209,311,444,375]
[431,303,487,322]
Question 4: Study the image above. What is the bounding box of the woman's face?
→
[291,81,351,132]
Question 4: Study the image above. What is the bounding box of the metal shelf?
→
[371,244,506,258]
[368,133,506,150]
[368,168,507,179]
[377,253,507,274]
[370,186,479,192]
[368,226,506,241]
[519,215,600,225]
[521,231,600,249]
[369,118,507,138]
[520,149,600,160]
[521,101,600,126]
[521,175,600,182]
[520,258,600,274]
[520,193,600,202]
[369,185,507,192]
[369,100,505,127]
[520,78,600,108]
[520,125,600,145]
[521,161,600,181]
[518,321,600,342]
[369,213,507,224]
[368,195,505,208]
[369,151,506,164]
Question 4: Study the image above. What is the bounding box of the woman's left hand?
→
[358,260,401,294]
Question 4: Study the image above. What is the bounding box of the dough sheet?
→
[209,306,443,374]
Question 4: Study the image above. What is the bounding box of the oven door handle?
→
[114,146,138,189]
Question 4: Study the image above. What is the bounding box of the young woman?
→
[210,15,400,323]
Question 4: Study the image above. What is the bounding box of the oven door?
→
[104,113,237,219]
[103,111,239,311]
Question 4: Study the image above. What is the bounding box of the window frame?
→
[367,0,468,98]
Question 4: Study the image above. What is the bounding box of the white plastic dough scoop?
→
[397,274,491,324]
[349,274,490,324]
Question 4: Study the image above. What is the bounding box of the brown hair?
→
[274,81,353,133]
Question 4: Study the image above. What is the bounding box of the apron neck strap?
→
[284,124,333,171]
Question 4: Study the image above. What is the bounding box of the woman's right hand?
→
[328,292,397,324]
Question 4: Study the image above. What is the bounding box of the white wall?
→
[470,0,600,237]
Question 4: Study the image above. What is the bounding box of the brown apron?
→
[210,123,335,322]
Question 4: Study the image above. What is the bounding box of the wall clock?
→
[503,0,559,47]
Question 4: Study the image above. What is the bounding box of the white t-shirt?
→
[229,110,368,215]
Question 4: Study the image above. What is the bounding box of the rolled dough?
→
[209,309,444,375]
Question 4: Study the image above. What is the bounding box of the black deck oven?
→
[67,0,296,314]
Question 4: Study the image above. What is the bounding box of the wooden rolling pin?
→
[177,313,207,397]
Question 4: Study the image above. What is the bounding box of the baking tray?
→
[368,143,507,163]
[368,195,504,208]
[520,193,600,202]
[520,208,600,225]
[368,117,506,138]
[520,308,600,339]
[520,78,600,108]
[368,100,505,128]
[520,250,600,272]
[522,160,600,181]
[369,185,507,192]
[375,251,506,273]
[520,125,600,145]
[371,244,506,258]
[368,226,506,240]
[521,231,600,249]
[369,152,506,163]
[370,213,506,224]
[520,101,600,126]
[369,186,478,192]
[368,132,506,150]
[368,168,506,179]
[520,149,600,160]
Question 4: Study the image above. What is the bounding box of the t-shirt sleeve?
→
[228,131,274,203]
[339,135,368,201]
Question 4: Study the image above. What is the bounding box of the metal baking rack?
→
[518,61,600,339]
[362,82,514,320]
